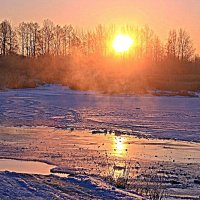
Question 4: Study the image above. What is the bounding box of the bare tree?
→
[166,30,177,60]
[166,29,195,62]
[41,19,54,55]
[0,20,17,55]
[31,22,40,57]
[53,25,63,56]
[142,25,154,59]
[0,19,197,65]
[177,29,195,62]
[152,36,164,62]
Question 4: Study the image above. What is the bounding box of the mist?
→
[0,20,200,94]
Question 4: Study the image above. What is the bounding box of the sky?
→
[0,0,200,52]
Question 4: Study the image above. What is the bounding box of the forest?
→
[0,19,200,94]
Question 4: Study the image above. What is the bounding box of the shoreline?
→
[0,126,200,198]
[1,83,200,98]
[1,124,200,144]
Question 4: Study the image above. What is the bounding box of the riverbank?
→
[0,171,143,200]
[0,126,199,199]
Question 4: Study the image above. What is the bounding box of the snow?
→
[0,85,200,199]
[0,172,143,200]
[0,84,200,142]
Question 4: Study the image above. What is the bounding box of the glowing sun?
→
[113,34,134,53]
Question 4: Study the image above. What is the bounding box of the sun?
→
[112,34,134,53]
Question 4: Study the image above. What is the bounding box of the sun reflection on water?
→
[112,136,128,158]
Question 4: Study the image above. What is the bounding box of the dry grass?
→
[0,55,200,93]
[100,152,167,199]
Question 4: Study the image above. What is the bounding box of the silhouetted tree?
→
[166,30,177,60]
[53,25,63,56]
[0,20,17,55]
[0,19,197,66]
[166,29,194,62]
[152,36,164,62]
[177,29,194,62]
[41,19,54,55]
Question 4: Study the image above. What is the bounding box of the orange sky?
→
[1,0,200,52]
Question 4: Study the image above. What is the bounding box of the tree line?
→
[0,19,199,64]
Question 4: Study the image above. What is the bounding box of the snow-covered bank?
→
[0,84,200,142]
[0,171,143,200]
[149,90,200,98]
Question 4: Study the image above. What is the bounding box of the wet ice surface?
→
[0,159,55,175]
[0,84,200,142]
[0,127,199,199]
[0,158,69,178]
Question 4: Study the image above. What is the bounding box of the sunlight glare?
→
[113,136,128,157]
[112,34,134,53]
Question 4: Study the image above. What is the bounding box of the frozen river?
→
[0,84,200,142]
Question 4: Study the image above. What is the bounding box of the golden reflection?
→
[112,136,128,157]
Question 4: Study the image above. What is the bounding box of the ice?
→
[0,84,200,142]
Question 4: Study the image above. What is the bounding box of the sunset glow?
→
[0,0,200,199]
[112,34,134,53]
